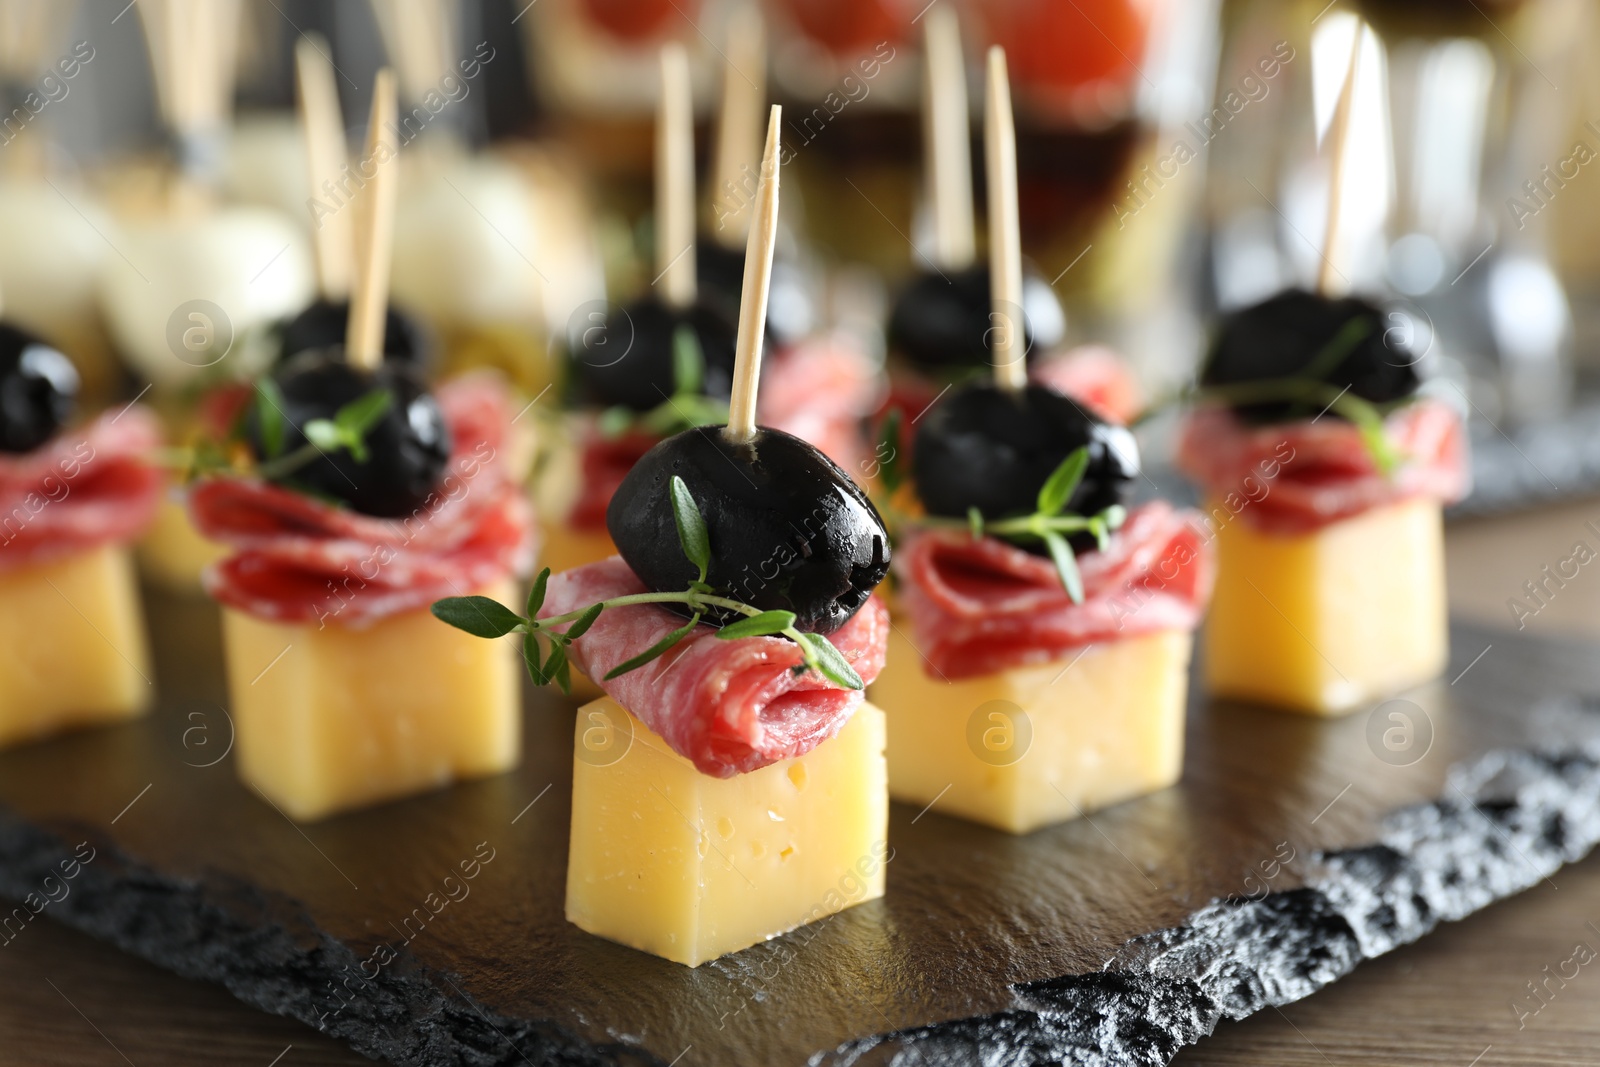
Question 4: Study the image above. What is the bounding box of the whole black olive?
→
[696,241,814,348]
[607,424,890,634]
[886,264,1065,371]
[913,381,1138,529]
[276,298,429,369]
[1202,288,1420,423]
[0,321,78,454]
[245,348,450,518]
[570,296,738,412]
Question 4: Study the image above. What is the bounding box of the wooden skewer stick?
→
[724,105,782,446]
[709,4,766,248]
[657,43,697,308]
[345,69,400,370]
[1317,20,1364,297]
[296,35,353,301]
[984,46,1026,393]
[924,3,975,271]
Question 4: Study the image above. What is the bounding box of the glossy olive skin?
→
[1202,288,1420,422]
[0,322,79,454]
[608,425,890,634]
[276,299,429,369]
[696,241,814,347]
[569,296,738,412]
[886,264,1064,371]
[245,348,451,518]
[913,382,1138,528]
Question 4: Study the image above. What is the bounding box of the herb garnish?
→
[431,475,866,695]
[596,326,729,439]
[176,383,395,486]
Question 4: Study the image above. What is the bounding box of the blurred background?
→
[4,0,1599,514]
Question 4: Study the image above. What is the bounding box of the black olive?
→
[913,381,1138,540]
[245,348,450,518]
[886,264,1065,371]
[695,241,814,348]
[0,321,78,454]
[569,296,738,412]
[1201,288,1420,423]
[607,424,890,634]
[275,298,430,369]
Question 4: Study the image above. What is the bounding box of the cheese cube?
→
[872,628,1190,834]
[537,519,616,576]
[0,545,151,748]
[1204,497,1447,716]
[137,493,228,592]
[221,582,521,822]
[566,698,888,967]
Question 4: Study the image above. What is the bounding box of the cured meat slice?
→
[191,374,535,625]
[0,407,163,571]
[897,502,1213,679]
[1176,397,1468,535]
[543,556,888,777]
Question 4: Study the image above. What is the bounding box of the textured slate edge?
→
[0,811,667,1067]
[3,741,1598,1067]
[812,743,1600,1067]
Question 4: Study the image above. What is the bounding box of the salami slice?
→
[897,502,1213,680]
[191,374,535,626]
[1176,397,1468,535]
[0,406,163,572]
[542,556,888,777]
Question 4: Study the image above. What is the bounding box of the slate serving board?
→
[1,591,1597,1067]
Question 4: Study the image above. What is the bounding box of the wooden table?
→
[4,501,1599,1066]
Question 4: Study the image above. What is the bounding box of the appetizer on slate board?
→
[0,310,162,748]
[1176,28,1468,716]
[868,50,1212,834]
[186,73,535,821]
[437,107,893,966]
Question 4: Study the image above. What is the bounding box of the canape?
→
[440,104,893,967]
[0,322,162,748]
[187,72,536,822]
[868,47,1213,835]
[1177,289,1469,715]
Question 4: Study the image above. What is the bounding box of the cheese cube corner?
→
[0,545,151,748]
[1204,497,1447,716]
[222,584,521,822]
[137,493,228,592]
[566,698,888,967]
[873,628,1191,834]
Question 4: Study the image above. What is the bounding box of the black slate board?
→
[1,590,1598,1067]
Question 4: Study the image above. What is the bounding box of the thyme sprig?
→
[596,326,729,439]
[174,382,395,485]
[431,475,865,695]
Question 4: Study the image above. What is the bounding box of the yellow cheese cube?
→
[0,545,151,748]
[537,520,616,576]
[872,628,1190,834]
[566,698,888,967]
[1204,497,1447,716]
[221,582,521,822]
[137,493,228,593]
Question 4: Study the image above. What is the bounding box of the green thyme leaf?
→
[876,410,903,494]
[526,567,551,618]
[303,418,345,455]
[672,325,705,397]
[522,631,543,680]
[254,378,287,459]
[543,642,569,692]
[967,507,984,540]
[554,652,572,693]
[597,405,634,438]
[432,596,526,639]
[797,631,865,691]
[715,610,797,641]
[1037,446,1089,516]
[603,613,702,679]
[670,475,712,580]
[1042,531,1084,604]
[564,602,605,641]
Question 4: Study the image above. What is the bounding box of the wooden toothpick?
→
[924,4,974,271]
[296,35,353,301]
[984,46,1025,392]
[657,43,697,308]
[1317,20,1364,297]
[723,105,782,445]
[709,4,766,248]
[345,69,399,370]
